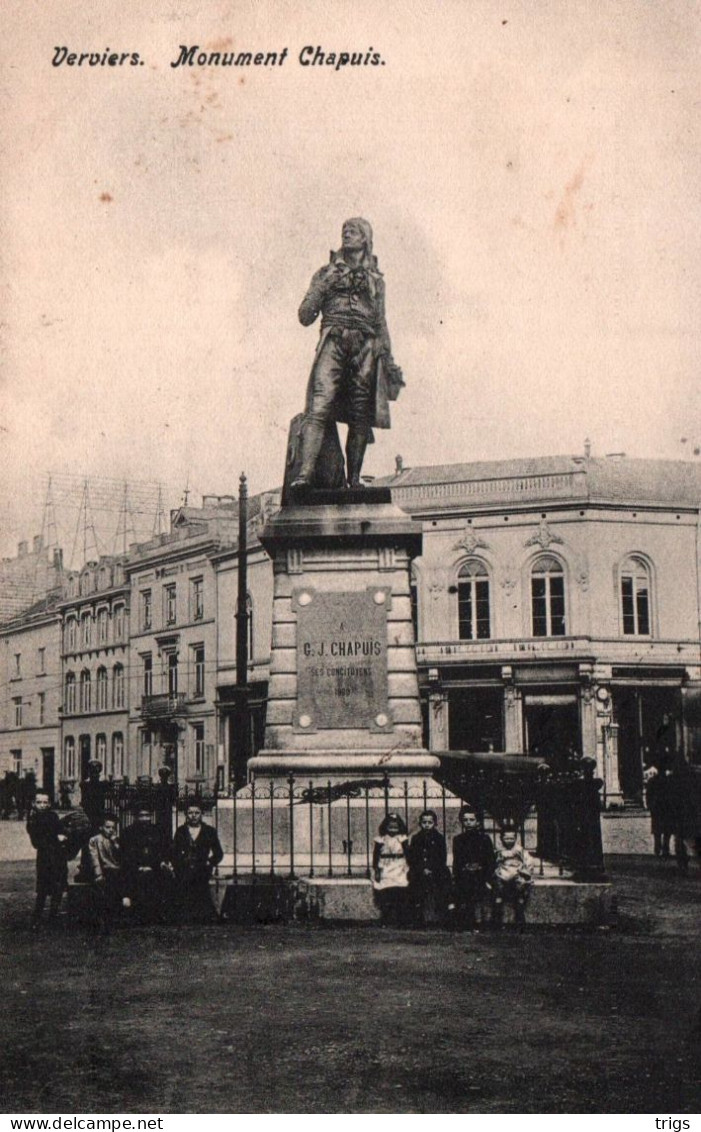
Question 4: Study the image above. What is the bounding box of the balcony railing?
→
[140,693,186,719]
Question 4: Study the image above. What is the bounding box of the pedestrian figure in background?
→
[26,792,67,927]
[87,815,121,934]
[452,807,495,932]
[492,827,533,929]
[644,739,674,858]
[81,761,107,832]
[407,810,451,926]
[121,806,170,923]
[168,803,223,924]
[372,812,410,926]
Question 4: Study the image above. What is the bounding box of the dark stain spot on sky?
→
[99,193,113,203]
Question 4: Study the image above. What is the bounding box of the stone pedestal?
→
[250,489,439,783]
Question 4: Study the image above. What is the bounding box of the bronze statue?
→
[290,217,404,491]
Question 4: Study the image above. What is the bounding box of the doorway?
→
[448,687,504,752]
[523,692,580,761]
[41,748,55,802]
[612,686,682,803]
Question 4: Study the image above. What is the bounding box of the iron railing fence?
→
[50,766,607,882]
[213,768,606,883]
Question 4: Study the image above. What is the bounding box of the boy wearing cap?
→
[26,793,67,927]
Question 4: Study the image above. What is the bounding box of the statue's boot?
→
[291,417,325,488]
[346,429,368,488]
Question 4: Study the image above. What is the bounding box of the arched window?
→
[79,669,91,713]
[63,736,76,778]
[457,560,490,640]
[97,608,109,645]
[113,604,125,642]
[111,732,124,778]
[65,672,76,714]
[96,666,108,711]
[113,663,125,709]
[65,618,78,652]
[621,556,651,636]
[531,555,566,637]
[81,612,92,649]
[96,733,107,766]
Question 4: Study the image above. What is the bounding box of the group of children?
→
[26,792,224,932]
[372,806,534,929]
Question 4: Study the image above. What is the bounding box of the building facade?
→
[381,456,701,804]
[58,558,130,790]
[3,456,699,806]
[0,595,63,795]
[125,502,238,789]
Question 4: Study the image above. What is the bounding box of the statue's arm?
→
[298,266,331,326]
[375,275,392,357]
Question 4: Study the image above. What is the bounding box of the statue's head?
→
[341,217,373,257]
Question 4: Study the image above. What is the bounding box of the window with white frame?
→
[37,647,46,674]
[193,723,206,776]
[191,577,204,621]
[457,560,491,640]
[79,669,91,712]
[81,612,92,648]
[142,653,153,697]
[113,663,125,709]
[13,697,22,727]
[113,604,125,641]
[164,583,177,626]
[97,608,109,645]
[11,749,22,774]
[64,736,76,778]
[621,556,651,636]
[38,692,45,726]
[192,644,205,698]
[96,667,108,711]
[65,618,77,652]
[531,556,566,637]
[13,653,21,678]
[96,733,107,766]
[140,729,152,775]
[111,732,124,778]
[65,672,76,714]
[167,652,178,696]
[141,589,152,631]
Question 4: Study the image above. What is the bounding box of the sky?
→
[2,0,700,561]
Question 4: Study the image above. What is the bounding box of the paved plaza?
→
[0,848,699,1115]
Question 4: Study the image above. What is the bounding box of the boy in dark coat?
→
[168,803,223,923]
[120,807,171,923]
[407,810,451,926]
[27,792,68,927]
[452,807,495,932]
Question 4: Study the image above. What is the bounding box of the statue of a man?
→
[291,217,403,490]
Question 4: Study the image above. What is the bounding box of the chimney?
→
[53,548,63,570]
[33,535,43,554]
[584,438,591,459]
[18,540,28,558]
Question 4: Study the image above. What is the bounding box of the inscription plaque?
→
[295,589,390,730]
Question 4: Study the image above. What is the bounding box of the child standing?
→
[492,827,533,928]
[372,812,410,926]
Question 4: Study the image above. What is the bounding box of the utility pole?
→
[233,473,249,786]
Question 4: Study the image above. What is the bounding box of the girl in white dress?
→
[372,811,409,925]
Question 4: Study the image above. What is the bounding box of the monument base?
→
[295,875,615,926]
